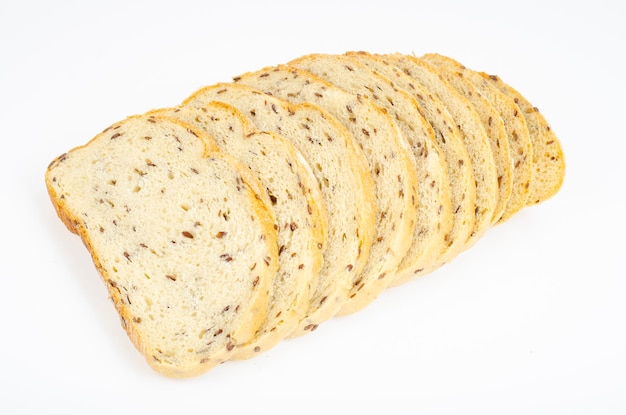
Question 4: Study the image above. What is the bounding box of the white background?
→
[2,0,624,413]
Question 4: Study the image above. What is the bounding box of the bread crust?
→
[480,73,565,206]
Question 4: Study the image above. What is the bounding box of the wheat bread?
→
[382,53,498,248]
[233,64,421,315]
[420,53,533,222]
[45,115,279,377]
[421,54,512,224]
[147,103,327,357]
[182,83,377,335]
[481,72,565,206]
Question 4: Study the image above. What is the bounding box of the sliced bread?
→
[45,114,279,377]
[381,53,498,248]
[420,53,533,222]
[287,53,457,284]
[182,83,377,335]
[233,64,420,315]
[421,53,512,224]
[147,103,327,358]
[325,52,472,282]
[481,72,565,206]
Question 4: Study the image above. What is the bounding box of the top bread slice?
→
[182,83,377,335]
[420,54,512,224]
[288,53,455,284]
[421,53,533,222]
[381,53,498,248]
[45,114,279,377]
[480,71,565,206]
[233,64,420,315]
[147,103,327,358]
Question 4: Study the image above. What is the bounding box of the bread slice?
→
[480,72,565,206]
[147,103,327,358]
[45,114,279,377]
[182,83,377,335]
[420,53,533,222]
[287,53,456,284]
[233,64,420,315]
[313,53,470,283]
[381,53,498,248]
[421,54,512,224]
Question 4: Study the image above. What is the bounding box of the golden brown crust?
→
[481,73,565,206]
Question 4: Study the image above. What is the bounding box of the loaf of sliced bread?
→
[182,83,377,335]
[46,50,566,378]
[421,53,533,222]
[147,103,327,358]
[421,54,512,224]
[233,64,420,315]
[382,53,498,249]
[481,72,565,206]
[288,53,455,285]
[45,114,279,377]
